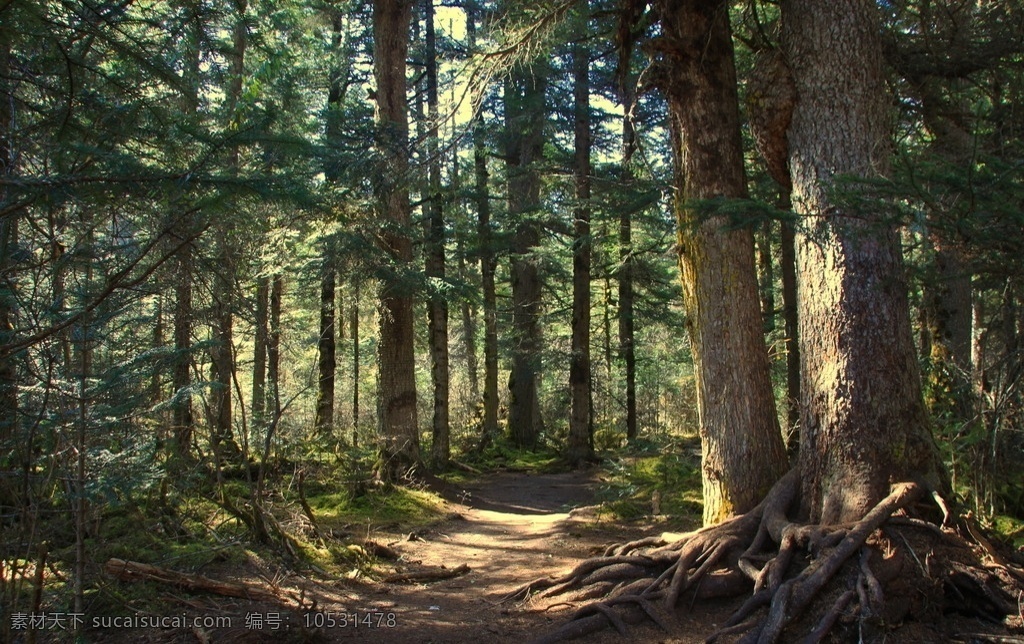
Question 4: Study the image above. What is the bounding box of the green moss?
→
[991,515,1024,550]
[596,442,703,527]
[306,485,448,531]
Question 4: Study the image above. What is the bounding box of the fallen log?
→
[382,563,470,584]
[104,558,301,606]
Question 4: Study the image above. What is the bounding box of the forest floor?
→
[84,468,1024,644]
[87,468,728,643]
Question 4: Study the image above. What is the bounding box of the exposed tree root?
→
[515,471,1024,643]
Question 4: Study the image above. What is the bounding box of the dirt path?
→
[91,470,726,643]
[306,470,724,644]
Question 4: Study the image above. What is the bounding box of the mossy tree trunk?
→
[655,0,787,525]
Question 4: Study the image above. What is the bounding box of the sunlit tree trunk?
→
[655,0,787,525]
[373,0,420,477]
[568,19,593,467]
[782,0,945,523]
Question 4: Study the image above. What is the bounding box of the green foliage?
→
[595,435,703,526]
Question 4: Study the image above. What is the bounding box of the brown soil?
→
[298,469,728,643]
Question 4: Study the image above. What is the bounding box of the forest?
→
[1,0,1023,642]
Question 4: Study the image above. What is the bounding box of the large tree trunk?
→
[423,0,450,470]
[504,66,547,449]
[373,0,420,477]
[782,0,945,524]
[567,19,593,468]
[655,0,787,525]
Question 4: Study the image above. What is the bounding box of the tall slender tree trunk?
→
[914,79,975,429]
[252,277,268,428]
[757,221,775,331]
[172,247,194,455]
[619,72,638,443]
[504,66,547,449]
[350,289,361,447]
[373,0,420,477]
[316,6,354,440]
[172,3,202,458]
[782,0,945,524]
[779,198,800,440]
[209,0,248,456]
[423,0,450,470]
[267,275,283,422]
[655,0,787,525]
[458,240,480,402]
[568,22,593,467]
[0,28,19,446]
[315,262,336,436]
[468,2,500,448]
[210,232,235,452]
[453,149,480,404]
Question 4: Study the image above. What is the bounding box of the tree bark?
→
[504,65,547,449]
[252,276,268,427]
[315,263,336,436]
[619,58,638,443]
[350,288,360,448]
[781,0,945,524]
[423,0,450,470]
[0,28,19,446]
[373,0,420,477]
[655,0,787,525]
[268,274,283,421]
[567,17,593,467]
[757,221,775,331]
